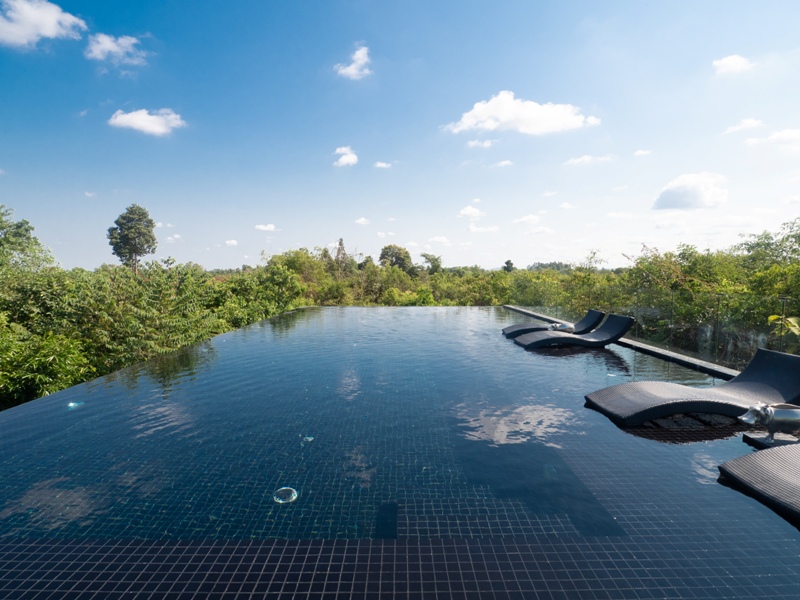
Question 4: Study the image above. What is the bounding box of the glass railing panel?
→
[625,288,673,349]
[509,282,799,368]
[715,294,775,369]
[785,297,800,353]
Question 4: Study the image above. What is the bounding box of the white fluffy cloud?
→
[84,191,95,198]
[493,160,513,167]
[724,118,763,134]
[225,240,238,247]
[429,236,451,246]
[166,233,181,243]
[653,172,728,210]
[469,223,499,233]
[458,205,485,220]
[713,54,755,74]
[334,45,372,80]
[374,161,391,169]
[559,202,575,209]
[255,224,276,231]
[108,108,186,136]
[355,217,369,225]
[564,155,612,166]
[446,90,599,136]
[513,215,541,225]
[467,139,494,148]
[633,149,651,156]
[748,129,800,152]
[85,33,148,65]
[0,0,86,47]
[333,146,358,167]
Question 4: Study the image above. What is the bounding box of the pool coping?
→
[503,305,741,381]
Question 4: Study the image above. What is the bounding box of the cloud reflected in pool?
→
[455,403,581,448]
[0,477,103,533]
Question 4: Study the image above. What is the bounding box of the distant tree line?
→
[1,202,799,410]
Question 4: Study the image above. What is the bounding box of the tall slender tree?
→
[107,204,158,274]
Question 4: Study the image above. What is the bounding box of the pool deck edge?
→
[503,305,741,381]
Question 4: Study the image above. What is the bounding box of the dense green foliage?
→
[2,202,799,410]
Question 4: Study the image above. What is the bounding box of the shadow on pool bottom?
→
[453,437,626,537]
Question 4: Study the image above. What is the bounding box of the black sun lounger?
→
[585,348,800,427]
[718,444,800,527]
[513,313,634,350]
[502,309,605,339]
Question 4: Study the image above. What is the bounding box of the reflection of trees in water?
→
[102,308,306,394]
[266,309,305,337]
[143,342,217,390]
[536,346,631,376]
[341,447,377,489]
[104,341,217,393]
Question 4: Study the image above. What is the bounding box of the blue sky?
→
[2,1,800,270]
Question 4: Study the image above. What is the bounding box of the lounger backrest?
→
[572,309,606,335]
[580,313,634,342]
[732,348,800,403]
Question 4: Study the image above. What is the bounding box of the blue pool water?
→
[1,307,799,599]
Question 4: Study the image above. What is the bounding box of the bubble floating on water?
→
[273,487,298,504]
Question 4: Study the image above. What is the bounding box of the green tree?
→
[333,238,358,279]
[0,205,53,269]
[421,253,442,274]
[107,204,158,274]
[503,259,515,273]
[0,312,92,410]
[379,244,416,276]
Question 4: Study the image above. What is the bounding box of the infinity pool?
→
[1,307,799,598]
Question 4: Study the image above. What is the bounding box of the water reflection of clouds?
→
[338,370,361,401]
[691,452,722,485]
[456,403,580,448]
[0,477,103,533]
[132,398,195,439]
[112,461,169,497]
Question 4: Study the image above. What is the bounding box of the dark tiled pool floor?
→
[3,533,799,599]
[1,307,799,598]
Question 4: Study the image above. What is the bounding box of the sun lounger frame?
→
[513,314,634,350]
[502,309,605,339]
[585,348,800,427]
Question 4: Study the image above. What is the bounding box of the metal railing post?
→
[714,294,721,364]
[780,296,788,352]
[669,289,674,352]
